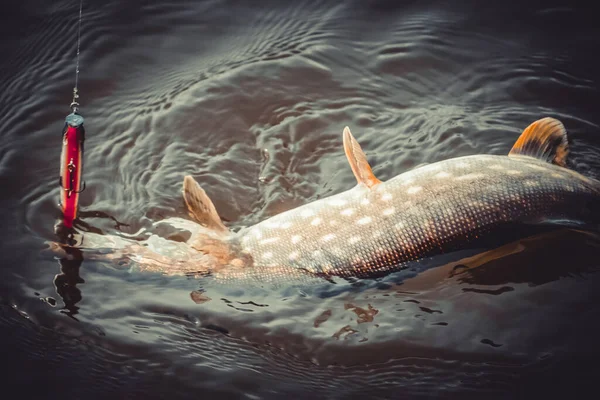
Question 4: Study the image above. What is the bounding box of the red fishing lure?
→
[59,113,85,228]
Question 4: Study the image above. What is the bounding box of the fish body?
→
[77,117,600,280]
[235,154,599,278]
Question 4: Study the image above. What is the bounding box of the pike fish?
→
[81,118,600,281]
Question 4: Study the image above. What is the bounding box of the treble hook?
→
[59,158,86,197]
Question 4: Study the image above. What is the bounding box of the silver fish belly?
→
[236,155,599,277]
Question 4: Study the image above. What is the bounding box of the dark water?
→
[2,0,600,398]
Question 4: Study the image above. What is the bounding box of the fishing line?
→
[71,0,83,112]
[58,0,86,232]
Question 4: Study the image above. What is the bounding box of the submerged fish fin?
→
[343,126,382,188]
[182,175,228,234]
[508,117,569,166]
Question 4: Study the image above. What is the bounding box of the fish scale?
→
[235,154,599,278]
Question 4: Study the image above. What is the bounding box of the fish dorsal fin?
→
[343,126,382,188]
[182,175,228,234]
[508,117,569,166]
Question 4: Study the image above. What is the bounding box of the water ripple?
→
[2,0,600,397]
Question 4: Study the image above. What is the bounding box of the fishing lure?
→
[58,0,85,229]
[59,112,85,228]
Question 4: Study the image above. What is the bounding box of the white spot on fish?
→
[528,164,548,171]
[407,186,422,195]
[357,216,372,225]
[434,171,451,179]
[322,233,336,242]
[423,164,442,172]
[311,217,322,226]
[524,180,539,187]
[289,251,299,261]
[373,230,383,239]
[300,209,315,218]
[456,173,484,181]
[381,192,393,201]
[361,198,370,205]
[506,170,522,175]
[280,221,293,229]
[328,198,347,207]
[395,221,405,229]
[383,207,395,216]
[251,229,262,239]
[341,208,355,216]
[349,236,361,245]
[402,178,415,186]
[264,220,280,229]
[329,220,339,226]
[263,251,273,260]
[242,236,250,244]
[312,250,322,258]
[260,237,279,245]
[291,235,302,244]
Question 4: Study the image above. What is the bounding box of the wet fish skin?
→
[234,154,599,278]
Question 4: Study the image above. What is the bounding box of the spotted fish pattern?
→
[177,118,600,280]
[236,153,598,277]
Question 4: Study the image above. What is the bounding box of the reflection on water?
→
[2,0,600,398]
[54,244,84,319]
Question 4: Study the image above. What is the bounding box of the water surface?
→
[2,0,600,398]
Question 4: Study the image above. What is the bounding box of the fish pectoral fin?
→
[343,126,382,188]
[508,117,569,166]
[182,175,228,233]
